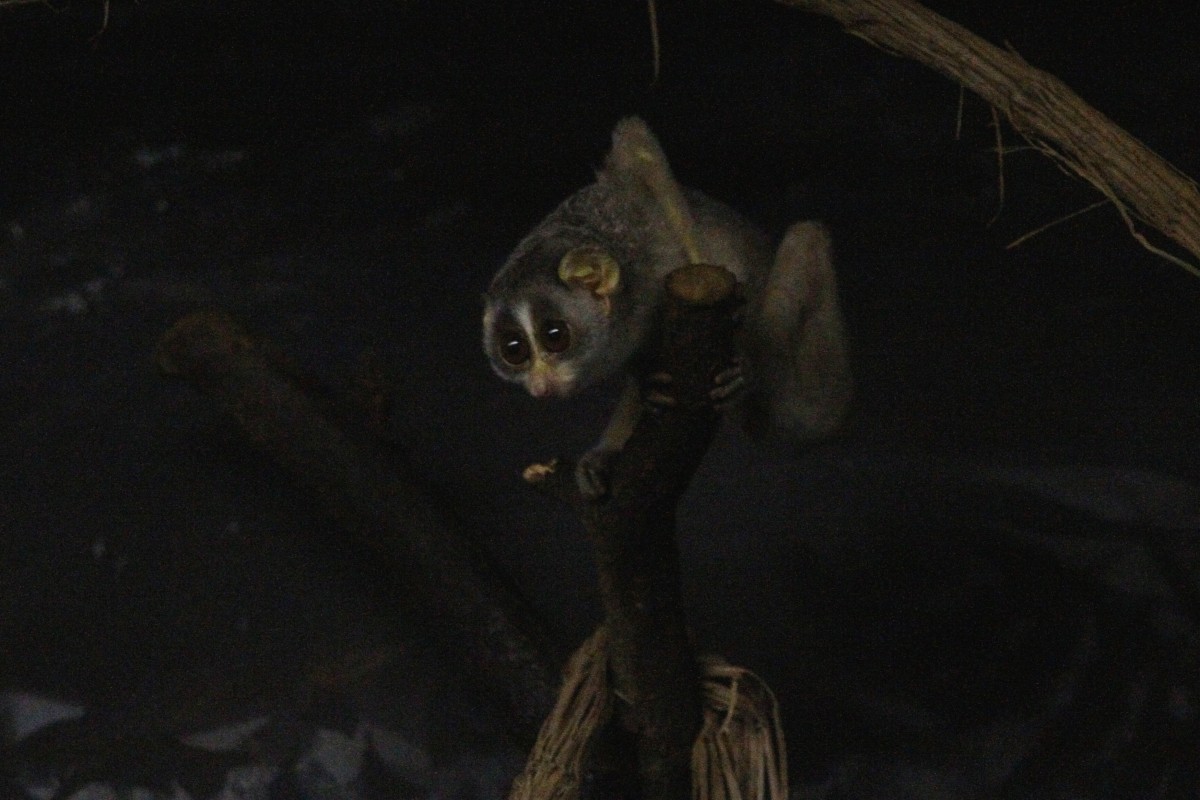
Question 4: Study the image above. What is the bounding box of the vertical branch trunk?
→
[533,264,741,798]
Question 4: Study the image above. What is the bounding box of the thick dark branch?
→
[155,309,560,742]
[530,264,741,800]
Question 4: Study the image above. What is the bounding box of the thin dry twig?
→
[987,104,1005,226]
[1006,199,1110,250]
[777,0,1200,276]
[954,84,965,141]
[646,0,662,84]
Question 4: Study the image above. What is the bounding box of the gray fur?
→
[483,117,851,468]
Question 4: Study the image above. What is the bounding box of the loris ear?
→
[558,246,621,315]
[603,117,701,263]
[605,117,672,184]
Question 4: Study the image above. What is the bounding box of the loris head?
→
[483,242,632,399]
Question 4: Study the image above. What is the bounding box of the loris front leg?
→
[575,378,643,499]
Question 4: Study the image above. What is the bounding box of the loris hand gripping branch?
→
[483,117,852,497]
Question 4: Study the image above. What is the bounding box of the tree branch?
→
[155,309,561,743]
[528,264,741,799]
[778,0,1200,275]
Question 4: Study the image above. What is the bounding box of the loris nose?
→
[527,363,552,398]
[527,361,560,398]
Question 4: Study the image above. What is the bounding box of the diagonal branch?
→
[778,0,1200,276]
[155,310,561,743]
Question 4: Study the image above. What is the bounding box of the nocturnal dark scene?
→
[2,1,1199,798]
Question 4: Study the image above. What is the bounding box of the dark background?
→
[2,1,1200,797]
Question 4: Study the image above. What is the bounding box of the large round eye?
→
[499,331,531,365]
[538,319,571,353]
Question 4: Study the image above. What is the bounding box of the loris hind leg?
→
[743,221,852,440]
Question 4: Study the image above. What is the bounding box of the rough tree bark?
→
[156,310,561,743]
[528,263,743,800]
[778,0,1200,275]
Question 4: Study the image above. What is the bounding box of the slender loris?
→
[483,117,852,497]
